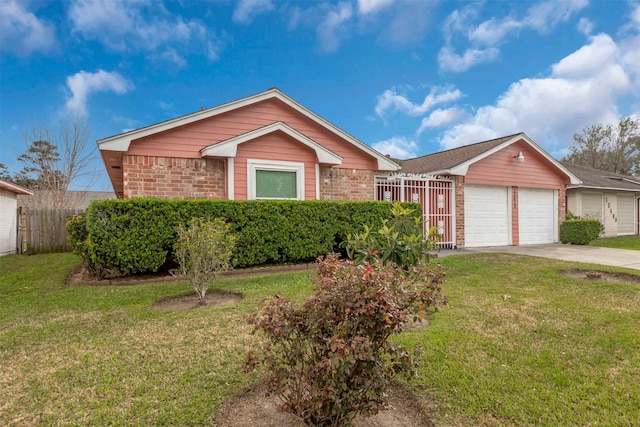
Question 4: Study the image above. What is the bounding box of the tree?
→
[563,117,640,175]
[172,217,237,305]
[13,117,96,208]
[0,163,12,182]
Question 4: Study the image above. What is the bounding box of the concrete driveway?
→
[438,243,640,271]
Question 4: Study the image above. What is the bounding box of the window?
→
[247,159,304,200]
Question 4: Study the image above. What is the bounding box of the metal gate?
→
[375,175,454,248]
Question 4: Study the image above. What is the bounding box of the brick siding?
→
[453,176,465,248]
[319,167,375,200]
[123,155,226,199]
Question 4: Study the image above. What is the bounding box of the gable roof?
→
[0,179,33,196]
[562,162,640,192]
[200,121,343,165]
[396,132,581,184]
[98,88,398,171]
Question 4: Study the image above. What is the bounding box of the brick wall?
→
[123,155,226,199]
[557,187,566,236]
[453,176,465,248]
[319,167,375,200]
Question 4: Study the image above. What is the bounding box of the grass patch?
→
[1,253,639,426]
[589,235,640,250]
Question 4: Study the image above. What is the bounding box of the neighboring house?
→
[563,162,640,237]
[97,89,582,249]
[0,179,33,256]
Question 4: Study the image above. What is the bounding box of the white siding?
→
[0,189,18,256]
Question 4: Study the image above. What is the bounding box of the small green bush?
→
[560,219,602,245]
[343,202,439,270]
[246,253,446,426]
[66,213,90,269]
[172,217,236,305]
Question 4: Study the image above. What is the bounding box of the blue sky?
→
[1,0,639,191]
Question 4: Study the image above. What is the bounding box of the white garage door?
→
[519,188,556,244]
[465,185,509,247]
[617,195,636,235]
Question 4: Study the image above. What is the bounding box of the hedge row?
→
[559,218,603,245]
[68,198,421,278]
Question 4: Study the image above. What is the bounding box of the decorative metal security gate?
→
[374,174,455,248]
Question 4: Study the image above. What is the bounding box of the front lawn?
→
[1,253,638,426]
[589,235,640,250]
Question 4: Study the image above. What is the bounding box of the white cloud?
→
[372,136,418,159]
[577,17,594,36]
[438,46,500,73]
[158,48,187,67]
[440,0,588,72]
[379,1,435,47]
[232,0,274,24]
[375,86,463,118]
[357,0,396,15]
[316,2,353,53]
[0,0,56,55]
[65,70,134,117]
[68,0,207,53]
[417,107,466,134]
[523,0,588,33]
[552,34,618,79]
[438,33,633,151]
[469,16,521,45]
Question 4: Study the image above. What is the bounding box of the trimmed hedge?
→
[69,198,421,278]
[560,219,602,245]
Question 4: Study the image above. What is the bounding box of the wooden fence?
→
[24,209,83,255]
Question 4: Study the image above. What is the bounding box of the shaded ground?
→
[557,269,640,285]
[153,291,243,311]
[212,382,436,427]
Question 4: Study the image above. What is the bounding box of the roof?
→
[562,162,640,192]
[98,88,399,171]
[396,134,516,174]
[0,179,33,196]
[396,133,581,184]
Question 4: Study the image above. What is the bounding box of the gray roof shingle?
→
[393,133,522,174]
[562,162,640,192]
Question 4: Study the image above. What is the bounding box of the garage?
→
[617,195,636,235]
[518,188,556,244]
[464,185,510,247]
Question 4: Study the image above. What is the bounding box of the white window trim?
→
[247,159,305,200]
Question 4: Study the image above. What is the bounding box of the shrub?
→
[343,202,439,270]
[71,199,421,278]
[246,253,446,426]
[66,213,91,270]
[560,219,603,245]
[172,217,237,305]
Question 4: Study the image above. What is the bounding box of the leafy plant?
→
[172,217,237,305]
[246,253,446,426]
[343,202,438,270]
[560,218,603,245]
[72,198,420,277]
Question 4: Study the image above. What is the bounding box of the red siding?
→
[127,98,377,170]
[234,131,317,200]
[465,140,568,188]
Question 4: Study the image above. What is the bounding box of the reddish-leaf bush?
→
[246,253,446,426]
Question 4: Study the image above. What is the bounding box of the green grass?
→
[589,235,640,250]
[1,253,639,426]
